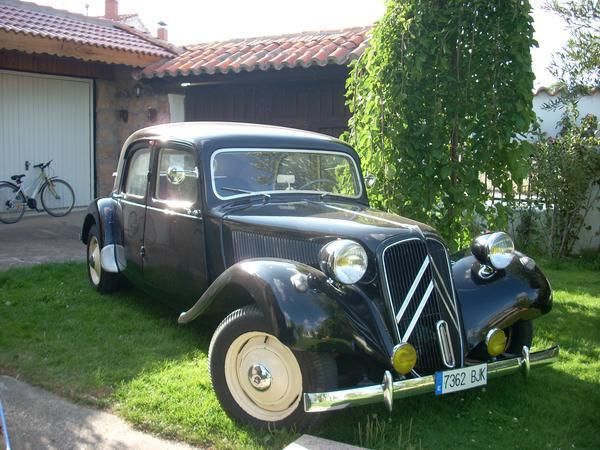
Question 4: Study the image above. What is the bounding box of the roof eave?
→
[0,29,169,67]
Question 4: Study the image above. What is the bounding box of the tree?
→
[544,0,600,108]
[345,0,537,249]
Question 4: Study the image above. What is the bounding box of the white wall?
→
[527,90,600,253]
[533,90,600,137]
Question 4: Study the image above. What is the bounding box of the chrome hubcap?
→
[224,331,303,421]
[248,364,272,391]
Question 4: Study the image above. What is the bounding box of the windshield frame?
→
[210,147,364,201]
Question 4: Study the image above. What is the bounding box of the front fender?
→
[81,198,125,273]
[179,259,394,363]
[452,252,553,352]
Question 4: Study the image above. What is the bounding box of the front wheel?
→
[209,305,337,430]
[0,183,26,224]
[41,179,75,217]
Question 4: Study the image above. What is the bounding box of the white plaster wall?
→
[533,91,600,137]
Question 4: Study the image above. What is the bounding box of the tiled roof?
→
[0,0,177,58]
[140,26,370,79]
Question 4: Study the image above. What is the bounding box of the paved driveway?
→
[0,209,86,271]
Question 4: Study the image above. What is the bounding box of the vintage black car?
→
[81,122,558,429]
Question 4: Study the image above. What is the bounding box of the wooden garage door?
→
[185,80,350,138]
[0,70,93,206]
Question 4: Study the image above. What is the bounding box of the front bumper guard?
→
[304,345,559,413]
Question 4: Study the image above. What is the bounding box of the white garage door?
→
[0,70,93,207]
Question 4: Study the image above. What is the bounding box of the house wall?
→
[95,76,171,196]
[533,90,600,137]
[183,67,350,138]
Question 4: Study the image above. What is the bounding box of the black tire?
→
[505,320,533,355]
[209,305,337,430]
[40,179,75,217]
[86,225,121,293]
[0,183,26,224]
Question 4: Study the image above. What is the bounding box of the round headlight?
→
[471,232,515,270]
[319,239,368,284]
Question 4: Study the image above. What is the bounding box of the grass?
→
[0,261,598,449]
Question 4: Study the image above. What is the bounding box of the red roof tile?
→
[0,0,177,58]
[140,26,371,79]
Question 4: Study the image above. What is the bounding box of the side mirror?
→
[365,173,377,188]
[167,165,186,185]
[167,166,199,185]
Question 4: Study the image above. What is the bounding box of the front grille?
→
[381,237,458,374]
[232,231,321,266]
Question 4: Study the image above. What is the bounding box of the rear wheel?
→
[41,179,75,217]
[209,305,337,430]
[0,183,26,224]
[86,225,121,293]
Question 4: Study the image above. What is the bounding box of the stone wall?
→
[94,77,171,196]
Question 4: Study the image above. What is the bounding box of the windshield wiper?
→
[221,186,271,200]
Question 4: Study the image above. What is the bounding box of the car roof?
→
[122,122,354,155]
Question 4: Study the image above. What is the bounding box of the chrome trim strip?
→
[380,237,422,342]
[121,199,202,220]
[303,346,559,412]
[401,281,434,342]
[121,199,145,208]
[146,205,202,220]
[323,204,419,231]
[395,257,430,323]
[436,320,456,368]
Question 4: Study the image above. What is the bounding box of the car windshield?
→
[211,149,362,199]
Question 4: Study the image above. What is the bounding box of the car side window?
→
[155,148,198,207]
[124,148,151,197]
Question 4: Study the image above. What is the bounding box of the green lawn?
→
[0,261,598,449]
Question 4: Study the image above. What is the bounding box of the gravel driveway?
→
[0,209,86,271]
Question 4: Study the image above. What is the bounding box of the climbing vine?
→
[345,0,537,249]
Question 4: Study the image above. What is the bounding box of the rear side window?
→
[124,148,151,197]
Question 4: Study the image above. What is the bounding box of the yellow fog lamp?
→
[391,342,417,375]
[486,328,507,357]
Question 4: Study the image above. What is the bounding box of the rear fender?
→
[452,251,553,352]
[81,198,125,273]
[178,259,394,362]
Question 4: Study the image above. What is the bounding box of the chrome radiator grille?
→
[381,237,459,373]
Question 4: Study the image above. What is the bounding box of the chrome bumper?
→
[304,345,559,413]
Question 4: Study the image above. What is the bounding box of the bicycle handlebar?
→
[33,160,52,170]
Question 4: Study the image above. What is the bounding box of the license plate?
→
[434,364,487,395]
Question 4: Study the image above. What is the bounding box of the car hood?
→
[221,199,438,256]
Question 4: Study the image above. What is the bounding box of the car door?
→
[143,144,209,309]
[118,145,152,285]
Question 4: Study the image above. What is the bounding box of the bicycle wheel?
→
[0,183,26,224]
[40,179,75,217]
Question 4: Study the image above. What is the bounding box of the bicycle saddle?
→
[11,174,25,182]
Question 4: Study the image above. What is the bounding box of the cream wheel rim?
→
[224,331,302,421]
[88,236,101,286]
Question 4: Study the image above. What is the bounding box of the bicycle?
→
[0,160,75,224]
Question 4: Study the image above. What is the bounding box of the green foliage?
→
[526,111,600,259]
[345,0,537,249]
[543,0,599,109]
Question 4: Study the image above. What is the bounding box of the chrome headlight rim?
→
[319,239,368,285]
[471,231,515,270]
